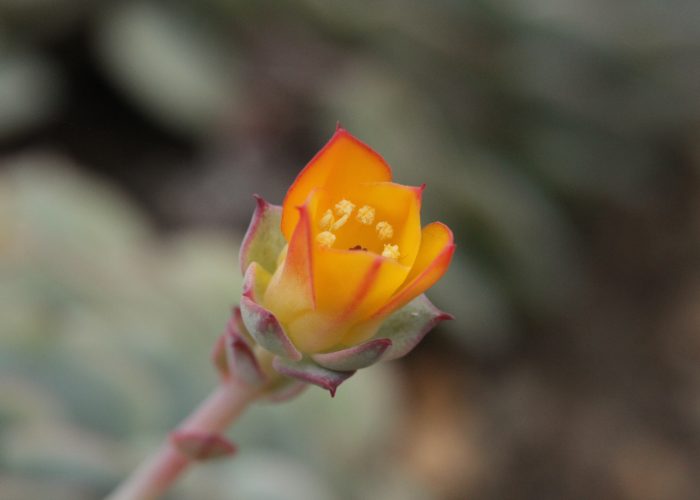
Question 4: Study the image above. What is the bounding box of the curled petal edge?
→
[272,356,355,397]
[312,338,392,371]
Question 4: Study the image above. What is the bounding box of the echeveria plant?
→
[108,128,454,499]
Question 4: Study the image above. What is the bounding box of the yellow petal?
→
[314,247,409,321]
[263,203,315,324]
[371,222,454,320]
[281,129,392,240]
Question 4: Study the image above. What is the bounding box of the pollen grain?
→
[316,231,336,248]
[382,244,400,259]
[376,221,394,241]
[356,205,375,225]
[335,199,355,216]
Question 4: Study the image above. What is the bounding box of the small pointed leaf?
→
[228,337,266,386]
[312,338,391,371]
[272,356,354,397]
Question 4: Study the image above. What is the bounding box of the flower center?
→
[314,198,400,259]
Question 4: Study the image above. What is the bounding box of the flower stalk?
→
[106,378,260,500]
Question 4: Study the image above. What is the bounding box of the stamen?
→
[319,209,334,230]
[356,205,375,225]
[331,213,349,231]
[376,221,394,241]
[335,199,355,217]
[382,244,400,259]
[316,231,336,248]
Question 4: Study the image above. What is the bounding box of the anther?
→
[356,205,375,225]
[332,213,349,231]
[319,209,334,230]
[382,244,400,259]
[316,231,336,248]
[376,221,394,241]
[335,199,355,217]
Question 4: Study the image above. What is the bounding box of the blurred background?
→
[2,0,700,499]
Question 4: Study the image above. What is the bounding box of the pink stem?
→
[106,379,259,500]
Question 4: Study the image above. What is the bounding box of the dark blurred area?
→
[2,1,700,499]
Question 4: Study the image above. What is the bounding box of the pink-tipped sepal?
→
[272,356,355,397]
[239,196,286,275]
[375,294,453,361]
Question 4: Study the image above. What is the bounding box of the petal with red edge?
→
[272,356,355,397]
[314,247,408,321]
[241,263,302,361]
[264,203,315,323]
[239,196,285,275]
[281,129,392,240]
[373,222,455,319]
[312,338,391,371]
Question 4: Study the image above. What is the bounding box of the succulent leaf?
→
[228,337,266,386]
[376,294,453,361]
[239,196,286,275]
[240,295,302,361]
[312,338,392,371]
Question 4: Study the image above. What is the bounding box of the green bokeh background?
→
[2,1,700,499]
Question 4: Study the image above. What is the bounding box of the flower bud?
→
[234,128,454,395]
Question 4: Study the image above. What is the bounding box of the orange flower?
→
[236,127,454,394]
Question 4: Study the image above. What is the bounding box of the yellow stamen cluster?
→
[316,231,336,248]
[315,199,399,259]
[376,221,394,241]
[382,244,400,259]
[356,205,375,225]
